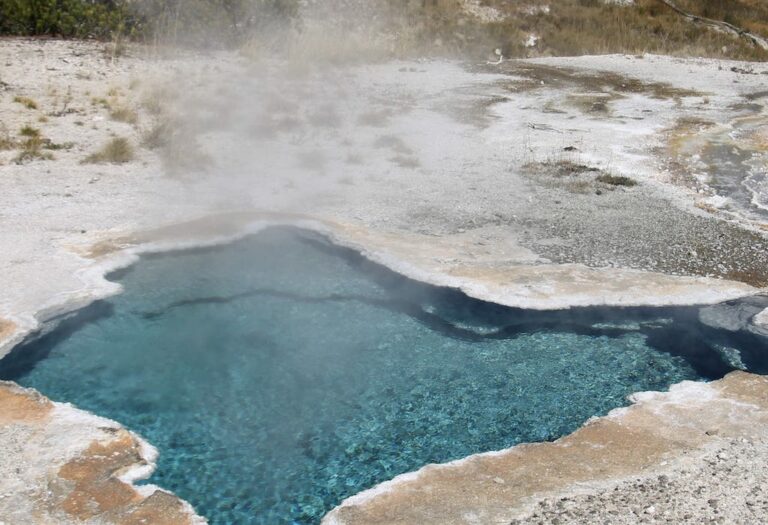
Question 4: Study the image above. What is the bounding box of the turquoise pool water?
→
[2,228,766,524]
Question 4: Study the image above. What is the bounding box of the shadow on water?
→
[0,302,115,380]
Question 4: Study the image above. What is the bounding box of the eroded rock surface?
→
[0,382,204,525]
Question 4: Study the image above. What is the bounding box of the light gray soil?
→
[517,174,768,286]
[512,438,768,525]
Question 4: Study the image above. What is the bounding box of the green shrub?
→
[0,0,298,46]
[0,0,140,40]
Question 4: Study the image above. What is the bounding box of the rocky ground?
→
[514,438,768,524]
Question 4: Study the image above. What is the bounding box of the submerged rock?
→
[699,295,768,337]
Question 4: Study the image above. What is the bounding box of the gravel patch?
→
[512,438,768,524]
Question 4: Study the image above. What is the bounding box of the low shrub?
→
[0,0,139,40]
[13,96,38,110]
[84,137,134,164]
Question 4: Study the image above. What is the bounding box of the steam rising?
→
[137,1,500,227]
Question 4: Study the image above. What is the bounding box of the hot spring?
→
[2,227,767,524]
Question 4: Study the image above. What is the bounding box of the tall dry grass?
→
[395,0,768,60]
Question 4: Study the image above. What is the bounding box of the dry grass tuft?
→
[14,126,53,163]
[13,96,38,110]
[19,125,40,138]
[109,106,139,124]
[0,126,16,150]
[596,173,638,187]
[523,160,638,193]
[84,137,134,164]
[402,0,768,60]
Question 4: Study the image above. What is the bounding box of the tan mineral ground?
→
[1,37,768,524]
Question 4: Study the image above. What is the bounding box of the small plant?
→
[19,125,40,138]
[91,97,110,108]
[44,141,75,151]
[110,106,139,124]
[84,137,134,164]
[13,96,38,110]
[15,126,53,163]
[0,123,15,150]
[140,85,173,117]
[532,160,600,177]
[596,174,638,187]
[0,133,15,150]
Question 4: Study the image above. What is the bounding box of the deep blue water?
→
[2,228,767,524]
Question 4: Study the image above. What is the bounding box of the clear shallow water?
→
[700,116,768,221]
[2,228,767,524]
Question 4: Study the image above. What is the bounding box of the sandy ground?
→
[1,38,768,523]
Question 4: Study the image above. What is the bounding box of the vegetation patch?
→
[469,0,768,60]
[0,126,17,151]
[15,126,53,163]
[524,161,637,194]
[596,174,639,187]
[110,106,139,125]
[0,0,138,40]
[541,160,601,178]
[1,0,765,59]
[496,63,703,100]
[13,96,38,110]
[84,137,134,164]
[567,94,616,116]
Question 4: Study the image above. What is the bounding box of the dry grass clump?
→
[566,93,614,115]
[91,89,139,125]
[523,160,638,193]
[596,173,638,187]
[109,106,139,124]
[137,82,212,175]
[13,96,38,110]
[405,0,768,60]
[675,0,768,37]
[543,160,600,177]
[0,125,16,150]
[140,84,175,117]
[84,137,134,164]
[507,63,701,100]
[15,126,54,163]
[143,118,211,175]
